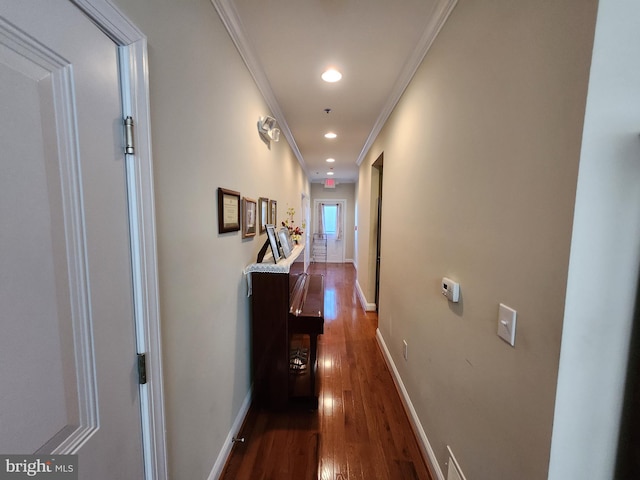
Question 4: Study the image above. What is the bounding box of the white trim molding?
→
[376,329,444,480]
[119,40,168,480]
[71,2,168,479]
[73,0,142,44]
[355,279,377,312]
[210,0,308,178]
[356,0,458,166]
[211,0,457,176]
[207,389,253,480]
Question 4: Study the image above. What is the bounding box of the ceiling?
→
[212,0,456,183]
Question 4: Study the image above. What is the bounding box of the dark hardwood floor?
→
[221,263,433,480]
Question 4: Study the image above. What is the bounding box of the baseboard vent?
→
[446,446,466,480]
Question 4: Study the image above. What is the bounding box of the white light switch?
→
[498,303,517,346]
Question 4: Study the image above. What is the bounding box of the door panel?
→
[326,232,343,263]
[0,1,144,477]
[0,45,76,455]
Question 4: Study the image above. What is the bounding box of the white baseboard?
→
[355,279,377,311]
[207,388,252,480]
[375,329,445,480]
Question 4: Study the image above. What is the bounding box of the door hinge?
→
[124,116,135,155]
[137,353,147,385]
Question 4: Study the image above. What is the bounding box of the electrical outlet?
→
[403,340,408,361]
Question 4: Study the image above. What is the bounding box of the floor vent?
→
[446,446,466,480]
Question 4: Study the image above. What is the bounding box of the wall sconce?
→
[257,115,280,144]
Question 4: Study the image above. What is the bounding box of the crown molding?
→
[356,0,458,166]
[211,0,456,174]
[211,0,309,177]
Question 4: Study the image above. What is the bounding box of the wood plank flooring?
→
[221,263,433,480]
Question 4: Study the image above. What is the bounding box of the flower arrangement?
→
[282,207,304,243]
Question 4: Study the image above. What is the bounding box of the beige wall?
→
[112,0,308,477]
[356,1,598,478]
[310,182,356,262]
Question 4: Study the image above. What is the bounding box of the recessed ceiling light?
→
[321,68,342,83]
[324,132,337,139]
[326,158,335,163]
[327,171,334,176]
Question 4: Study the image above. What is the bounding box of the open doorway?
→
[313,199,347,263]
[372,154,384,311]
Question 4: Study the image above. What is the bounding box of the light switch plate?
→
[498,303,517,346]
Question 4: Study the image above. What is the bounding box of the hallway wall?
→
[356,1,598,478]
[112,0,308,477]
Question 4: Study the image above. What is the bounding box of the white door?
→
[314,200,346,263]
[0,1,145,478]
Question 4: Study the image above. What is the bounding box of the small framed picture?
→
[265,224,281,263]
[278,227,291,258]
[269,199,277,225]
[258,197,269,234]
[242,197,257,238]
[217,187,240,233]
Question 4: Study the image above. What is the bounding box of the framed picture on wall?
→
[265,224,281,263]
[242,197,257,238]
[258,197,269,234]
[269,199,277,225]
[217,187,240,233]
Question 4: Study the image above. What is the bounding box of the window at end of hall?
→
[322,204,338,234]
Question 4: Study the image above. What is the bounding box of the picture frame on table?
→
[242,197,257,238]
[277,227,291,258]
[284,227,295,252]
[258,197,269,234]
[265,224,281,263]
[217,187,240,233]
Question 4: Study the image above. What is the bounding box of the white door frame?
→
[71,1,167,479]
[302,192,310,271]
[314,198,347,263]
